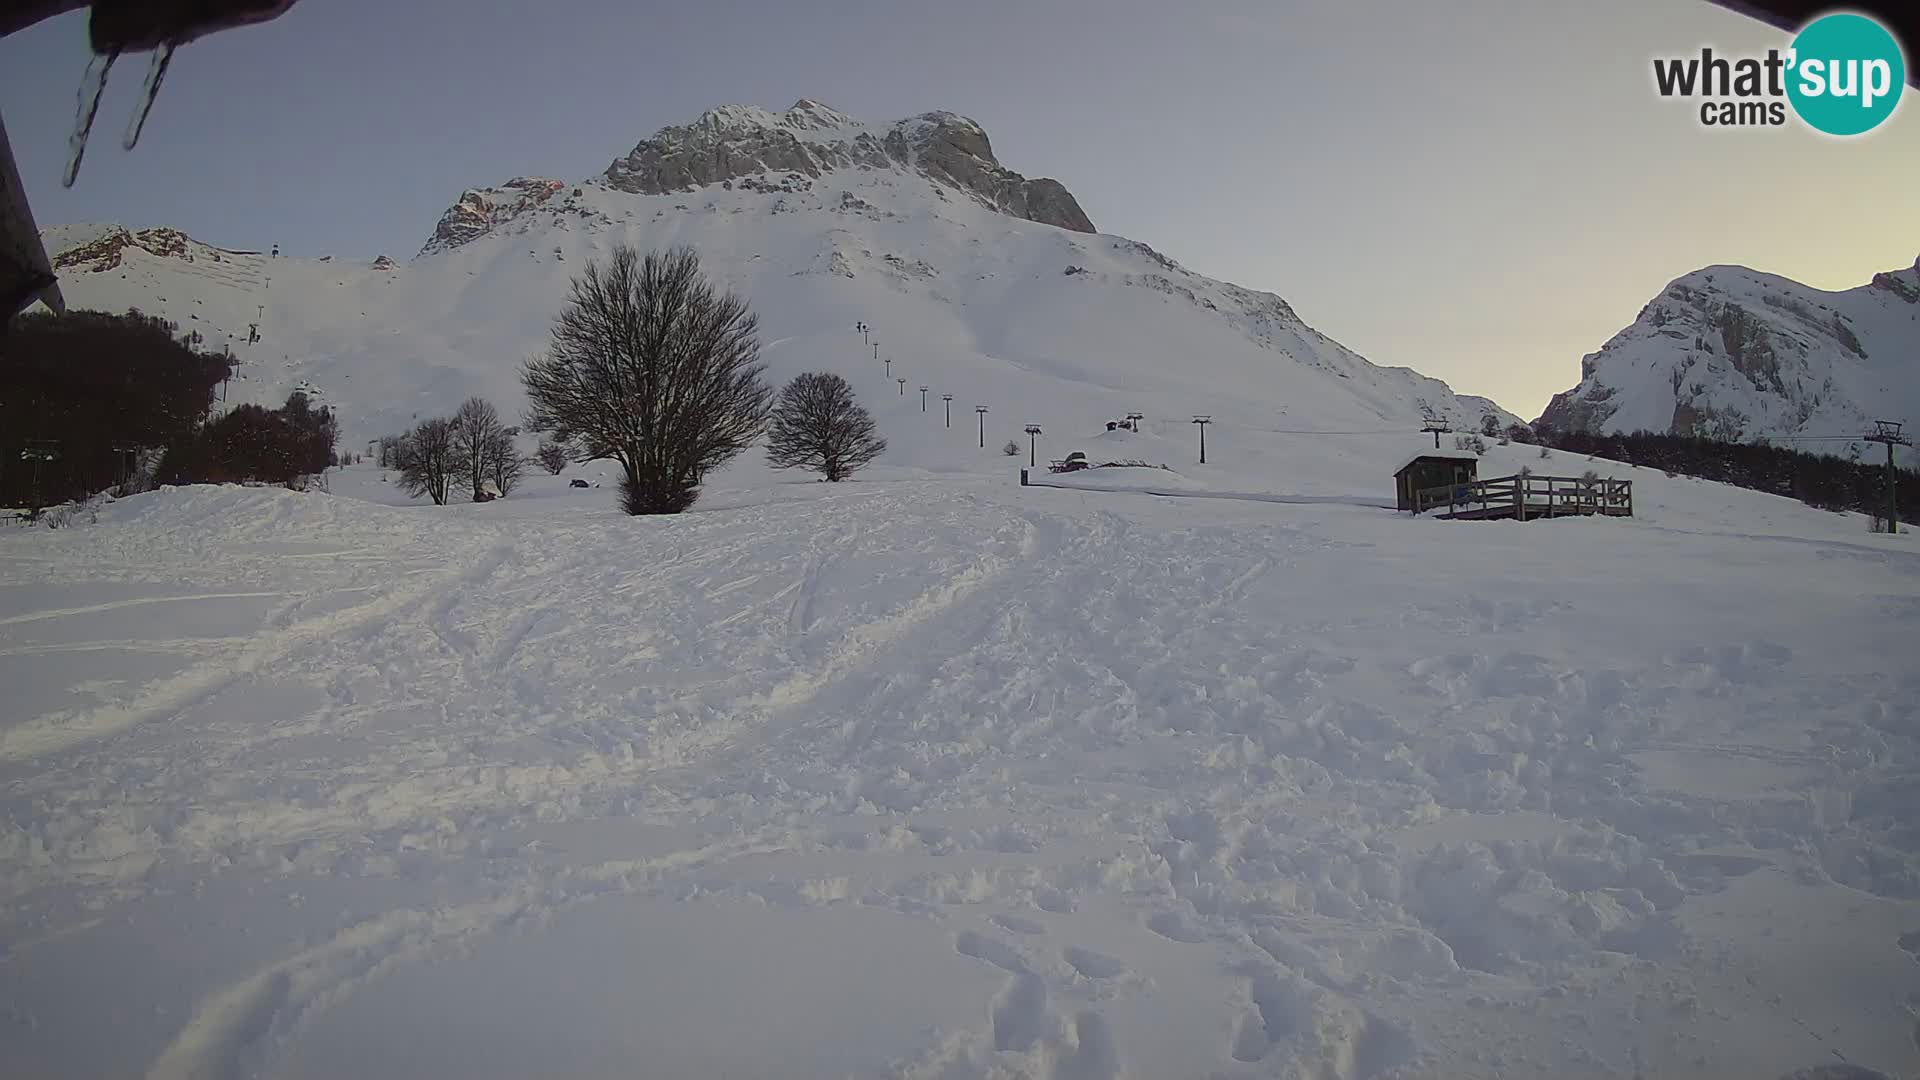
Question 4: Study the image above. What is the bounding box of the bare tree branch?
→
[523,245,771,514]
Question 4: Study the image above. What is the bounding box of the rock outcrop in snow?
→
[602,101,1095,234]
[46,224,248,273]
[419,177,569,257]
[1539,256,1920,450]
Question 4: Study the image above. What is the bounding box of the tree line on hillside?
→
[1516,423,1916,527]
[1,309,339,510]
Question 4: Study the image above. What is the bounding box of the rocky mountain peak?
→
[1538,257,1920,447]
[1868,253,1920,303]
[782,98,858,129]
[600,102,1093,234]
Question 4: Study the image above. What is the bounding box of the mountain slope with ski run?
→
[1540,255,1920,451]
[40,99,1517,468]
[6,103,1918,1080]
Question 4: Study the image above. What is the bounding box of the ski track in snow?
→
[2,475,1918,1079]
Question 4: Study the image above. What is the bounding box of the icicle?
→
[123,44,177,151]
[63,50,119,188]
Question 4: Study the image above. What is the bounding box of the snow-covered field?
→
[3,438,1917,1079]
[12,100,1920,1080]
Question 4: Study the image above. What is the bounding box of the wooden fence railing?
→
[1413,473,1632,520]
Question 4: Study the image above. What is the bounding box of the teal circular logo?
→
[1786,13,1905,135]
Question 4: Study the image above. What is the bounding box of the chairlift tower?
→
[1865,419,1912,533]
[919,386,929,412]
[1024,424,1043,466]
[976,405,989,448]
[1192,415,1212,464]
[942,394,953,427]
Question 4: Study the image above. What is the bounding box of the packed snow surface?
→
[3,435,1917,1080]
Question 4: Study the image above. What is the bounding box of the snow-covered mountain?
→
[39,100,1515,458]
[1539,256,1920,450]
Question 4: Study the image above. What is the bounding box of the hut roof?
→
[1392,448,1481,475]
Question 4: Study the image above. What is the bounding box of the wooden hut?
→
[1393,450,1479,512]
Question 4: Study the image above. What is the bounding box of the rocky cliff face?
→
[1539,256,1920,451]
[600,102,1094,234]
[419,178,568,257]
[49,225,216,272]
[418,103,1093,258]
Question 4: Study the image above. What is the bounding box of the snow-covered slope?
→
[1539,256,1920,450]
[38,101,1517,462]
[3,452,1916,1080]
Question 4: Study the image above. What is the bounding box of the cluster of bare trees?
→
[523,243,886,514]
[390,396,524,505]
[382,244,888,514]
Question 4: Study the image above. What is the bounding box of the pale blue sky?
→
[2,0,1914,416]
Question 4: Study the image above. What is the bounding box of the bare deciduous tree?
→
[377,434,406,468]
[522,245,773,514]
[487,428,524,497]
[396,417,456,505]
[451,396,509,502]
[765,372,886,482]
[534,438,569,475]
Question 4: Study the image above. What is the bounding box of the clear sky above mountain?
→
[2,0,1913,416]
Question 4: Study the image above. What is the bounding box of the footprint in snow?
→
[954,930,1027,974]
[991,914,1045,936]
[990,971,1050,1052]
[1147,910,1205,944]
[1063,946,1127,980]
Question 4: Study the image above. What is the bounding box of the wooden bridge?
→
[1413,473,1633,521]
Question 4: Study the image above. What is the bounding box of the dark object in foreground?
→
[2,3,304,323]
[1,1,299,50]
[570,478,590,488]
[1708,2,1918,88]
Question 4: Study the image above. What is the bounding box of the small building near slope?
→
[1393,449,1479,512]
